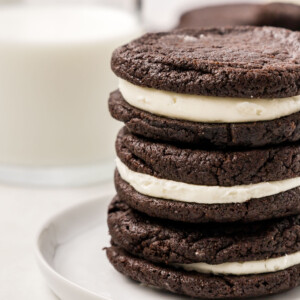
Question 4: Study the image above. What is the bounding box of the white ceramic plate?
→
[35,195,300,300]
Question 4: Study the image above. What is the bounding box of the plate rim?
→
[34,192,114,300]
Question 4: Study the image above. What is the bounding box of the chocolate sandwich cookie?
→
[111,27,300,99]
[110,27,300,148]
[115,128,300,222]
[109,89,300,148]
[178,3,261,28]
[115,171,300,223]
[107,199,300,298]
[107,246,300,299]
[116,128,300,186]
[108,197,300,265]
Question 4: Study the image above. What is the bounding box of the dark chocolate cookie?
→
[107,246,300,299]
[115,171,300,223]
[109,90,300,148]
[116,128,300,186]
[108,197,300,264]
[111,27,300,98]
[178,3,261,28]
[257,3,300,31]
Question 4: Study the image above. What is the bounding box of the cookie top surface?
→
[108,197,300,265]
[111,27,300,98]
[178,3,260,28]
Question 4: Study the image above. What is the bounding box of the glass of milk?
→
[0,3,142,185]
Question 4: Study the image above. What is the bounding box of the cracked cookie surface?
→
[116,128,300,186]
[108,197,300,264]
[111,27,300,99]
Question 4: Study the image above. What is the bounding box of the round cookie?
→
[115,171,300,223]
[109,90,300,148]
[116,128,300,186]
[178,3,261,28]
[107,246,300,299]
[111,27,300,99]
[257,3,300,31]
[108,197,300,264]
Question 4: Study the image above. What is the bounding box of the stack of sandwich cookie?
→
[110,28,300,148]
[107,199,300,299]
[106,27,300,298]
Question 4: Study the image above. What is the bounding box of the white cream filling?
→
[116,158,300,204]
[119,79,300,123]
[175,251,300,275]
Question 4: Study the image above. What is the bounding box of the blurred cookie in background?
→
[257,2,300,31]
[178,2,300,30]
[178,3,261,28]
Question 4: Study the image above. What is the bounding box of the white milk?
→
[0,5,141,184]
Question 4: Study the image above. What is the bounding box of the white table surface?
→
[0,180,114,300]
